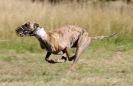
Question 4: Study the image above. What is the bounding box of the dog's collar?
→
[34,27,47,39]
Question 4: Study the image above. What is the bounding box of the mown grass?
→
[0,36,133,86]
[0,40,133,86]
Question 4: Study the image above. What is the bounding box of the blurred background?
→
[0,0,133,39]
[0,0,133,52]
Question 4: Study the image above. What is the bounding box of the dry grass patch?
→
[0,49,133,86]
[0,0,133,40]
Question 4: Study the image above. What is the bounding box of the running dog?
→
[16,22,116,70]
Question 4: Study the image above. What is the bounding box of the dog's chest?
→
[40,41,52,51]
[39,37,62,53]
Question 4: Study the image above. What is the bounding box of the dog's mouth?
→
[16,27,34,37]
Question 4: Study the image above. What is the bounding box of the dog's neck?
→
[34,27,47,40]
[34,27,52,52]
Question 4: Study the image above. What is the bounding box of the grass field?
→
[0,37,133,86]
[0,0,133,86]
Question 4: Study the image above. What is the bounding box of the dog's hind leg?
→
[69,32,91,71]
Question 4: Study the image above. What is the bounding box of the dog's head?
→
[16,22,39,37]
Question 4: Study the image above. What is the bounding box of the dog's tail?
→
[91,33,117,40]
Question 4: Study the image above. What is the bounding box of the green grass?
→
[0,35,133,53]
[0,35,133,86]
[91,35,133,52]
[0,38,41,53]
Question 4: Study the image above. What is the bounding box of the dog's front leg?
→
[62,47,73,61]
[45,52,56,64]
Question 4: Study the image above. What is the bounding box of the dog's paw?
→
[56,58,66,63]
[47,60,57,64]
[61,56,67,62]
[69,55,76,61]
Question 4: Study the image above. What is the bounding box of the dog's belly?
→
[52,51,63,55]
[44,42,64,54]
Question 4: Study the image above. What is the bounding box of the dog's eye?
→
[24,24,28,27]
[16,29,19,32]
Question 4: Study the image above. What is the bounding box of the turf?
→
[0,36,133,86]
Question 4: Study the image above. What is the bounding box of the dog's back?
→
[51,25,86,48]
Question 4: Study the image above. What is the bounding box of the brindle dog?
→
[16,22,116,70]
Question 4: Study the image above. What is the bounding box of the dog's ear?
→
[34,23,39,29]
[24,22,30,27]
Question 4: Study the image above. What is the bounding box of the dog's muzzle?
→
[16,27,34,37]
